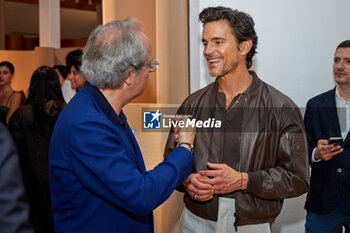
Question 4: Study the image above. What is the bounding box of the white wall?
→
[189,1,350,233]
[190,0,350,107]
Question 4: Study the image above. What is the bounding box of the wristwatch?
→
[177,142,194,153]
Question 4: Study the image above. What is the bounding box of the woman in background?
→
[8,66,65,233]
[66,49,85,92]
[0,61,25,124]
[53,65,75,104]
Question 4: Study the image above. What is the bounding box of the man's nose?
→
[67,73,73,80]
[203,43,214,56]
[335,60,345,69]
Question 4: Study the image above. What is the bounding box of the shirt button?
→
[337,168,342,173]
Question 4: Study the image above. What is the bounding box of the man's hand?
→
[173,117,196,150]
[314,139,343,161]
[199,162,248,194]
[183,173,214,202]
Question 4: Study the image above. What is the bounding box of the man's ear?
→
[123,70,137,86]
[239,40,253,55]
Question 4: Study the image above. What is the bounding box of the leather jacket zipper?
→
[288,138,294,171]
[234,94,247,229]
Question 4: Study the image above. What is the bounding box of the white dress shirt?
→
[61,79,76,104]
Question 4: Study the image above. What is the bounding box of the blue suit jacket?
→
[304,88,350,214]
[49,83,193,233]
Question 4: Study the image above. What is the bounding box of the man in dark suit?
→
[304,40,350,233]
[0,122,33,233]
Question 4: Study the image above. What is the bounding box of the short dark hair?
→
[0,61,15,74]
[53,65,68,80]
[66,49,83,72]
[199,6,258,69]
[336,40,350,49]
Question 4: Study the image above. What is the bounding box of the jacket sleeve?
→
[7,110,36,194]
[163,100,193,157]
[163,101,194,193]
[245,107,310,199]
[164,125,177,160]
[67,118,193,216]
[303,101,319,163]
[163,125,188,193]
[0,123,33,233]
[7,109,26,158]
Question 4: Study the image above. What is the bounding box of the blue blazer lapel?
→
[344,133,350,146]
[325,88,342,134]
[124,125,146,173]
[324,88,350,145]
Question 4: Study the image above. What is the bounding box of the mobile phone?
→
[328,137,343,146]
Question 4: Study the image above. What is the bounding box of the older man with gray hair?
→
[49,18,195,233]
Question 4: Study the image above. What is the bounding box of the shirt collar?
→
[335,85,350,104]
[214,70,259,96]
[335,85,342,100]
[83,82,127,126]
[245,71,259,94]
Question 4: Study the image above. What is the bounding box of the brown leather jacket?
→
[164,72,310,227]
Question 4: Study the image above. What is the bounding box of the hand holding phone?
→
[314,138,343,161]
[328,137,343,146]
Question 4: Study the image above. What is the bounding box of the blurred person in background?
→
[0,61,26,124]
[53,65,75,103]
[0,121,33,233]
[8,66,66,233]
[66,49,85,92]
[304,40,350,233]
